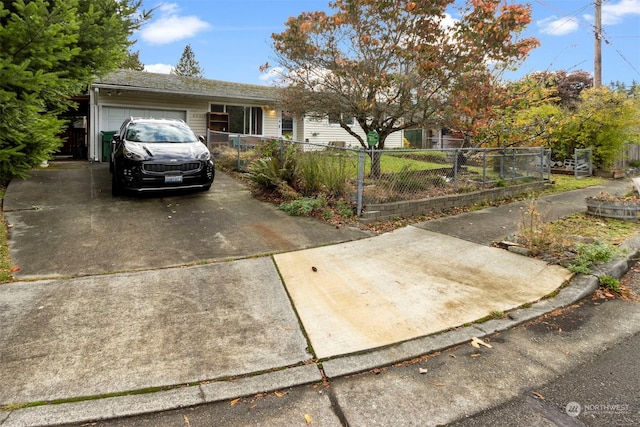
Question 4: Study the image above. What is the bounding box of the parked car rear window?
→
[126,122,198,143]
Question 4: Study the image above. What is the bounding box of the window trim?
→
[210,103,263,135]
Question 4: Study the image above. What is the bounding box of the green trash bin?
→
[100,131,116,162]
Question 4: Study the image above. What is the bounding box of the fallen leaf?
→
[274,390,288,398]
[230,398,240,406]
[10,266,20,272]
[471,337,493,349]
[183,415,191,426]
[449,354,456,358]
[419,368,428,374]
[532,391,545,400]
[304,414,313,424]
[470,354,480,358]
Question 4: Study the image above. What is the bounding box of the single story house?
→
[82,69,404,162]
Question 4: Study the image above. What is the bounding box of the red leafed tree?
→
[264,0,539,175]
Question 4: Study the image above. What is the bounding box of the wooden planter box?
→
[586,197,639,221]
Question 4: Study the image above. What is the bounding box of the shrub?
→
[568,241,617,274]
[335,199,355,219]
[246,140,298,188]
[296,152,323,195]
[296,151,351,197]
[279,195,328,216]
[247,157,283,189]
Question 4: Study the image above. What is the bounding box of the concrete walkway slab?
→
[274,227,572,359]
[0,257,310,406]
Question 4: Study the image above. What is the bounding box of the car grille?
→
[143,162,201,173]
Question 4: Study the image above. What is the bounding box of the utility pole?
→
[594,0,602,88]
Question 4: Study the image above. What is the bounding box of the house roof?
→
[92,69,277,103]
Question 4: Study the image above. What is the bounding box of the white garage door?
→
[102,107,187,132]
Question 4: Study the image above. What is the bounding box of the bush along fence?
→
[207,131,552,222]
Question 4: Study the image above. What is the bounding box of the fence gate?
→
[574,148,593,178]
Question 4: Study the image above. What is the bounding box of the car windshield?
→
[125,122,198,143]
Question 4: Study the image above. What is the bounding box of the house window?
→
[282,111,293,137]
[328,113,354,126]
[211,104,263,135]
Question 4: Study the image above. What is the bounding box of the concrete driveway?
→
[3,162,370,278]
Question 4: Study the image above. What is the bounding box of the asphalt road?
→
[451,331,640,427]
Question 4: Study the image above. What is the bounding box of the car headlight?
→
[123,143,145,161]
[198,150,211,161]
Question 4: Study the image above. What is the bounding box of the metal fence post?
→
[540,147,544,181]
[453,149,459,191]
[236,137,241,171]
[279,138,285,167]
[482,149,487,187]
[357,149,365,216]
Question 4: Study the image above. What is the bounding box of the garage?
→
[94,107,188,162]
[101,107,187,132]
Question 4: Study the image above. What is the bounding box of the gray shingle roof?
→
[93,69,277,102]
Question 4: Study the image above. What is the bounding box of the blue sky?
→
[134,0,640,86]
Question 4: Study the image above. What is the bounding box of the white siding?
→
[263,108,280,138]
[301,117,404,148]
[295,116,305,142]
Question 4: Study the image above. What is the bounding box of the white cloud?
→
[537,15,580,36]
[144,63,173,74]
[602,0,640,25]
[440,12,458,30]
[140,3,211,44]
[258,67,284,83]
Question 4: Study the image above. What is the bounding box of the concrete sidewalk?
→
[0,163,637,426]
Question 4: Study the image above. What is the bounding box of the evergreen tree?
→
[172,44,204,78]
[0,0,151,182]
[121,50,145,71]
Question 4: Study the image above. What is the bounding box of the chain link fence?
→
[207,131,551,216]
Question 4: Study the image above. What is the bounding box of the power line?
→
[535,0,640,80]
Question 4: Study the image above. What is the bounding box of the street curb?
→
[3,365,323,427]
[4,238,639,427]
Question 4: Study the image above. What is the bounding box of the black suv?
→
[110,117,214,196]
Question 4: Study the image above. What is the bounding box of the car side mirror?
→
[198,135,206,144]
